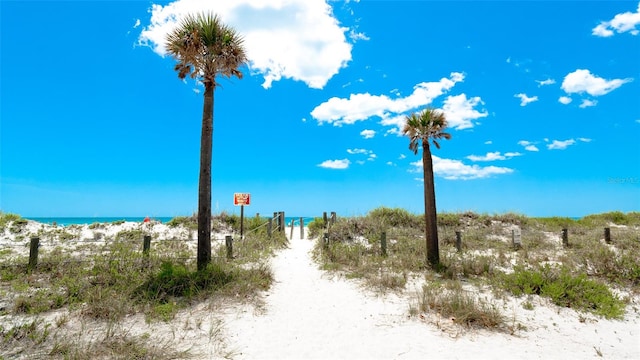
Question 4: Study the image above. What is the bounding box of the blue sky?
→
[1,0,639,218]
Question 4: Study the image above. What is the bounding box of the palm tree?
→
[402,108,451,267]
[166,12,247,270]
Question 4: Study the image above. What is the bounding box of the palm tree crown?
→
[166,12,247,88]
[403,108,451,154]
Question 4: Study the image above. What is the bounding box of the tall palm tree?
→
[166,12,247,270]
[402,108,451,267]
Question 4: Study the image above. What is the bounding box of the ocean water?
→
[25,216,316,227]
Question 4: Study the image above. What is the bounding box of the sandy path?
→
[220,229,640,360]
[222,229,436,359]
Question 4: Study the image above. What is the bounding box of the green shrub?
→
[166,216,197,230]
[135,262,234,303]
[368,207,420,228]
[115,229,144,242]
[307,217,326,238]
[0,212,21,231]
[500,265,625,319]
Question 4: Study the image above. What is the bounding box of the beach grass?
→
[311,208,638,329]
[0,213,287,358]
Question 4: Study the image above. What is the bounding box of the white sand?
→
[1,222,639,359]
[216,228,640,360]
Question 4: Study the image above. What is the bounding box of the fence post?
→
[267,217,273,238]
[289,219,295,239]
[323,231,329,249]
[455,231,462,252]
[323,212,328,227]
[512,228,522,250]
[279,212,285,232]
[380,231,387,257]
[300,217,304,239]
[273,212,278,231]
[143,235,151,255]
[562,228,569,247]
[225,235,233,260]
[28,237,40,272]
[604,227,611,243]
[330,212,336,225]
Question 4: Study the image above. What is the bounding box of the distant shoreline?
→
[23,216,316,227]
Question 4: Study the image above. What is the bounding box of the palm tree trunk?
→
[197,84,214,271]
[422,139,440,266]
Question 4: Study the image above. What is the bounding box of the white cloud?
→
[518,140,539,152]
[561,69,632,96]
[411,156,513,180]
[386,161,396,166]
[536,78,555,86]
[347,148,370,155]
[368,153,377,161]
[578,138,592,143]
[360,129,376,139]
[442,94,488,130]
[137,0,352,89]
[514,93,539,106]
[547,139,576,150]
[466,151,521,162]
[318,159,350,169]
[579,99,598,108]
[484,140,493,145]
[349,29,370,41]
[558,96,572,105]
[311,72,465,126]
[133,19,141,28]
[592,2,640,37]
[398,154,406,160]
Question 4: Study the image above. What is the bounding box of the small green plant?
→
[500,265,625,319]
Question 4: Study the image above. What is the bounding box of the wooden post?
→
[143,235,151,255]
[240,205,245,240]
[289,219,295,239]
[562,228,569,247]
[225,235,233,260]
[381,231,387,257]
[267,217,273,238]
[604,227,611,243]
[455,231,462,252]
[512,228,522,250]
[323,212,328,227]
[279,212,285,232]
[330,212,336,225]
[300,217,304,239]
[273,212,278,231]
[28,237,40,271]
[323,232,329,249]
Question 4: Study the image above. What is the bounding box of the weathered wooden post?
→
[323,232,329,249]
[279,212,285,232]
[143,235,151,256]
[330,212,337,225]
[300,217,305,239]
[290,219,295,239]
[267,217,273,238]
[380,231,387,257]
[323,212,328,227]
[273,212,278,231]
[28,237,40,271]
[562,228,569,247]
[225,235,233,260]
[512,227,522,250]
[604,227,611,243]
[455,231,462,252]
